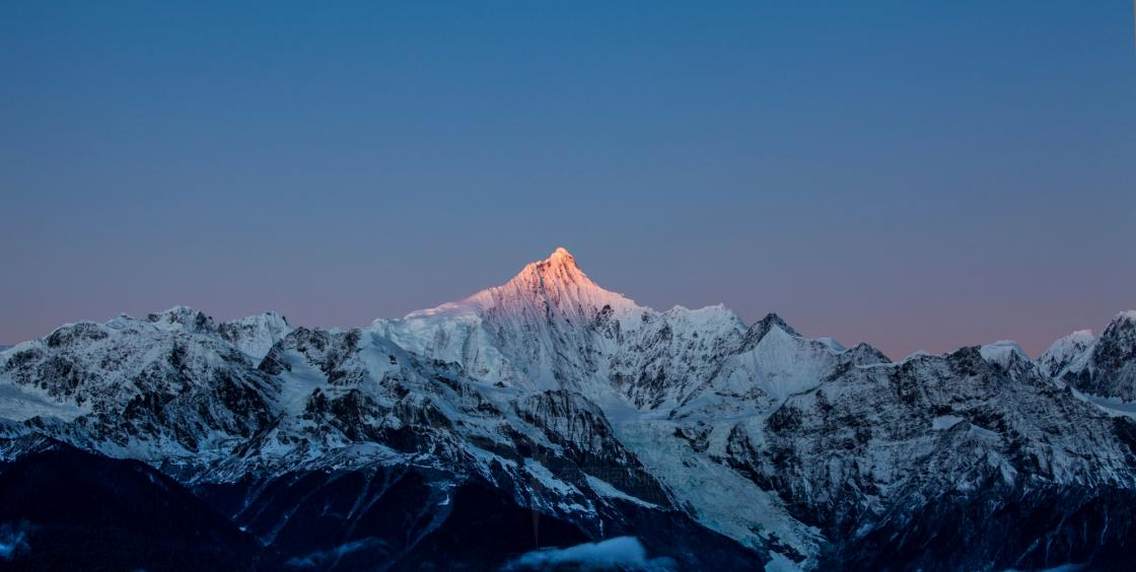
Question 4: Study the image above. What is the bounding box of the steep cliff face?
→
[1,248,1135,570]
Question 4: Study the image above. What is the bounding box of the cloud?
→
[0,521,32,561]
[284,537,386,568]
[502,536,676,571]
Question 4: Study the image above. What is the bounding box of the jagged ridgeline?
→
[2,248,1136,571]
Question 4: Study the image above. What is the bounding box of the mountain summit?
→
[547,245,576,265]
[406,247,638,322]
[383,248,646,391]
[475,246,639,318]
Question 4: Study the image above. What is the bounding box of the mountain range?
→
[2,248,1135,571]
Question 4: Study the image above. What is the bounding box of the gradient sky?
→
[1,1,1134,358]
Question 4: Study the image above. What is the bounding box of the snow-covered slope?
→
[2,249,1136,571]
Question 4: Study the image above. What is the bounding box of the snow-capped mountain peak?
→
[1034,311,1136,400]
[547,245,576,266]
[743,312,801,346]
[978,339,1028,369]
[402,247,639,323]
[1039,329,1095,377]
[1100,311,1136,349]
[470,246,640,319]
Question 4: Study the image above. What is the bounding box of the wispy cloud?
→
[502,536,676,571]
[0,521,32,561]
[283,537,386,569]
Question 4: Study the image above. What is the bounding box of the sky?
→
[1,1,1134,358]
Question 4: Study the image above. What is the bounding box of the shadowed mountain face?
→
[0,439,260,571]
[1,249,1136,571]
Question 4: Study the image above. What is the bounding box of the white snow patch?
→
[968,424,1002,441]
[585,474,658,509]
[816,337,845,353]
[1083,394,1136,420]
[765,551,804,572]
[931,415,964,431]
[0,382,87,422]
[274,354,328,415]
[523,459,580,497]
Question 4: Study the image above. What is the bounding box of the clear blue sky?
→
[2,1,1134,358]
